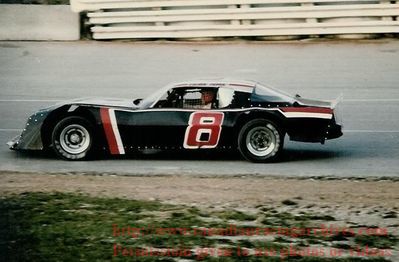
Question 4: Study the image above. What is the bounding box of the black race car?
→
[8,79,343,162]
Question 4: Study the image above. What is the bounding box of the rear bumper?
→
[326,124,343,140]
[287,115,343,143]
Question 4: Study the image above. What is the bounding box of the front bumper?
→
[7,135,20,150]
[7,110,49,151]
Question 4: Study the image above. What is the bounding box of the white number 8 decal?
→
[184,112,224,149]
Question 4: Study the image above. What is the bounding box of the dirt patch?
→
[1,171,398,226]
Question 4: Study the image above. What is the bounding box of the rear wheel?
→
[238,119,284,162]
[52,116,94,160]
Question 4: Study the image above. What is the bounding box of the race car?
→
[8,79,343,162]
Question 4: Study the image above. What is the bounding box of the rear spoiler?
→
[296,94,342,109]
[330,93,343,126]
[330,93,343,109]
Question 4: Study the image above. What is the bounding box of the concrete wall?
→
[0,4,79,40]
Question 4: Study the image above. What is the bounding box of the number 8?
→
[184,112,224,149]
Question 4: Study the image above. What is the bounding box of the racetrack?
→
[1,40,398,177]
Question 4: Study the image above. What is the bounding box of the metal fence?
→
[70,0,399,40]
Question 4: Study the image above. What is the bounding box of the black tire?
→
[51,116,94,160]
[238,119,284,163]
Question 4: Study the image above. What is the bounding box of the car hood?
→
[63,97,136,108]
[43,97,140,111]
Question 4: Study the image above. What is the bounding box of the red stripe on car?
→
[100,108,120,155]
[281,107,333,114]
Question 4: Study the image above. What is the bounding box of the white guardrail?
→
[70,0,399,40]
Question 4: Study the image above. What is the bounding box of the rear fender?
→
[235,110,286,136]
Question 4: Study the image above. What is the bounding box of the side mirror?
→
[133,98,142,105]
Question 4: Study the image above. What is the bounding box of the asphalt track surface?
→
[0,40,398,177]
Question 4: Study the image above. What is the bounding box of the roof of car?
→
[173,78,256,93]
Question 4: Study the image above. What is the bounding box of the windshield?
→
[253,83,295,103]
[139,83,175,109]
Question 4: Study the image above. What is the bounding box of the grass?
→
[354,234,398,249]
[213,210,258,221]
[238,239,288,251]
[0,192,395,262]
[1,192,166,261]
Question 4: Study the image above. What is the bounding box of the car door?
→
[107,87,241,153]
[125,87,227,150]
[121,109,192,149]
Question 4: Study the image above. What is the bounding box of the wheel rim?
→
[59,124,90,155]
[245,125,277,157]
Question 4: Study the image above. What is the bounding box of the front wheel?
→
[238,119,284,163]
[52,116,94,160]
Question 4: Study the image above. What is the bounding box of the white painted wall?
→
[0,4,80,41]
